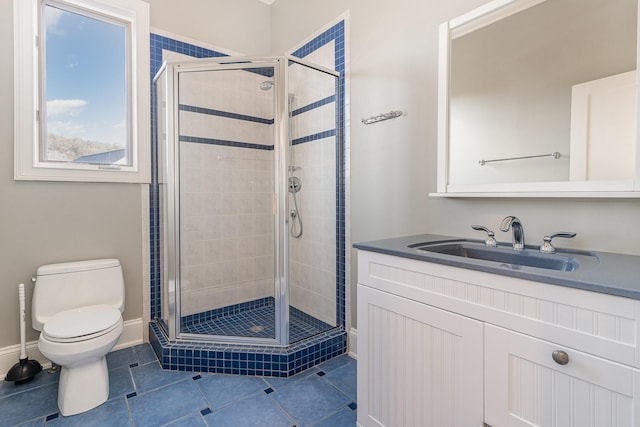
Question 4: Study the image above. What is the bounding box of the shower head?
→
[260,81,274,91]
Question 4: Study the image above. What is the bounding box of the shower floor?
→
[181,298,333,342]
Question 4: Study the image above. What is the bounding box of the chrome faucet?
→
[500,216,525,250]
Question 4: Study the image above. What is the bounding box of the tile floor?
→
[0,343,357,426]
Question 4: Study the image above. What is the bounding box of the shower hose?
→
[290,190,303,238]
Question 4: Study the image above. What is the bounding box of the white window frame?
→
[13,0,150,183]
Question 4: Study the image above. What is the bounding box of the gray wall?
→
[0,0,271,349]
[0,0,145,348]
[148,0,271,55]
[270,0,640,329]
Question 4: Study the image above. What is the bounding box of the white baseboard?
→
[348,327,357,359]
[0,318,144,379]
[114,318,145,351]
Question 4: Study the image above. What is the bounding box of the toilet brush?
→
[5,283,42,384]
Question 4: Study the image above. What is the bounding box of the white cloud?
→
[47,99,88,117]
[112,120,126,129]
[45,7,65,34]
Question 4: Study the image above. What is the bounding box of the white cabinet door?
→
[485,324,638,427]
[357,284,484,427]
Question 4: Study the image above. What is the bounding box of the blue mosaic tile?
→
[149,322,346,378]
[181,298,332,342]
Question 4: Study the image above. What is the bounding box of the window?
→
[14,0,150,183]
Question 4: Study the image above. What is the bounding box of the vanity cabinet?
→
[357,250,640,427]
[357,285,484,426]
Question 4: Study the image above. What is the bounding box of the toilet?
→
[32,259,125,416]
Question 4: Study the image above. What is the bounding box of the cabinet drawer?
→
[485,324,638,427]
[358,250,640,367]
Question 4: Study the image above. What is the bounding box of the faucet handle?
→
[540,232,577,254]
[472,225,497,247]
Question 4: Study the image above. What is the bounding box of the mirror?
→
[436,0,640,196]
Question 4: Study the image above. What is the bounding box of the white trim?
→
[449,0,547,38]
[0,318,144,379]
[341,14,353,344]
[113,317,144,351]
[141,185,151,343]
[348,327,357,359]
[436,21,450,194]
[444,180,636,194]
[13,0,150,183]
[430,191,640,199]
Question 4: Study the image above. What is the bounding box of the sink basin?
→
[410,240,598,272]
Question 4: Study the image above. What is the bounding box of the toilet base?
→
[58,356,109,416]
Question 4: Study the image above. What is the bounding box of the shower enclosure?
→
[153,56,342,349]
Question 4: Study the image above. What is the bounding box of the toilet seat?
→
[42,305,122,343]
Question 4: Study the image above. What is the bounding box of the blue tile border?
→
[149,321,347,377]
[179,104,274,125]
[179,135,274,151]
[292,129,336,146]
[291,95,336,117]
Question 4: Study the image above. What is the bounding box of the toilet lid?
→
[43,305,121,341]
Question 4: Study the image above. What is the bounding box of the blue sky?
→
[45,4,127,146]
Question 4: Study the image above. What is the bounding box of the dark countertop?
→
[354,234,640,300]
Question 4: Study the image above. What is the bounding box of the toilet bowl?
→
[32,259,125,416]
[38,305,124,416]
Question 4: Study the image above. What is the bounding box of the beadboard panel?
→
[358,250,640,367]
[357,285,483,427]
[485,324,636,427]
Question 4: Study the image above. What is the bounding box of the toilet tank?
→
[32,259,125,331]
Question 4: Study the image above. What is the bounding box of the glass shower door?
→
[173,62,281,342]
[156,56,341,346]
[286,58,340,342]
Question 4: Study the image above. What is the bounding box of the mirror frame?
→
[434,0,640,198]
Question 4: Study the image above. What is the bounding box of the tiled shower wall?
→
[177,69,275,316]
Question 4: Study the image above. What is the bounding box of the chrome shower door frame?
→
[161,57,290,346]
[159,55,340,346]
